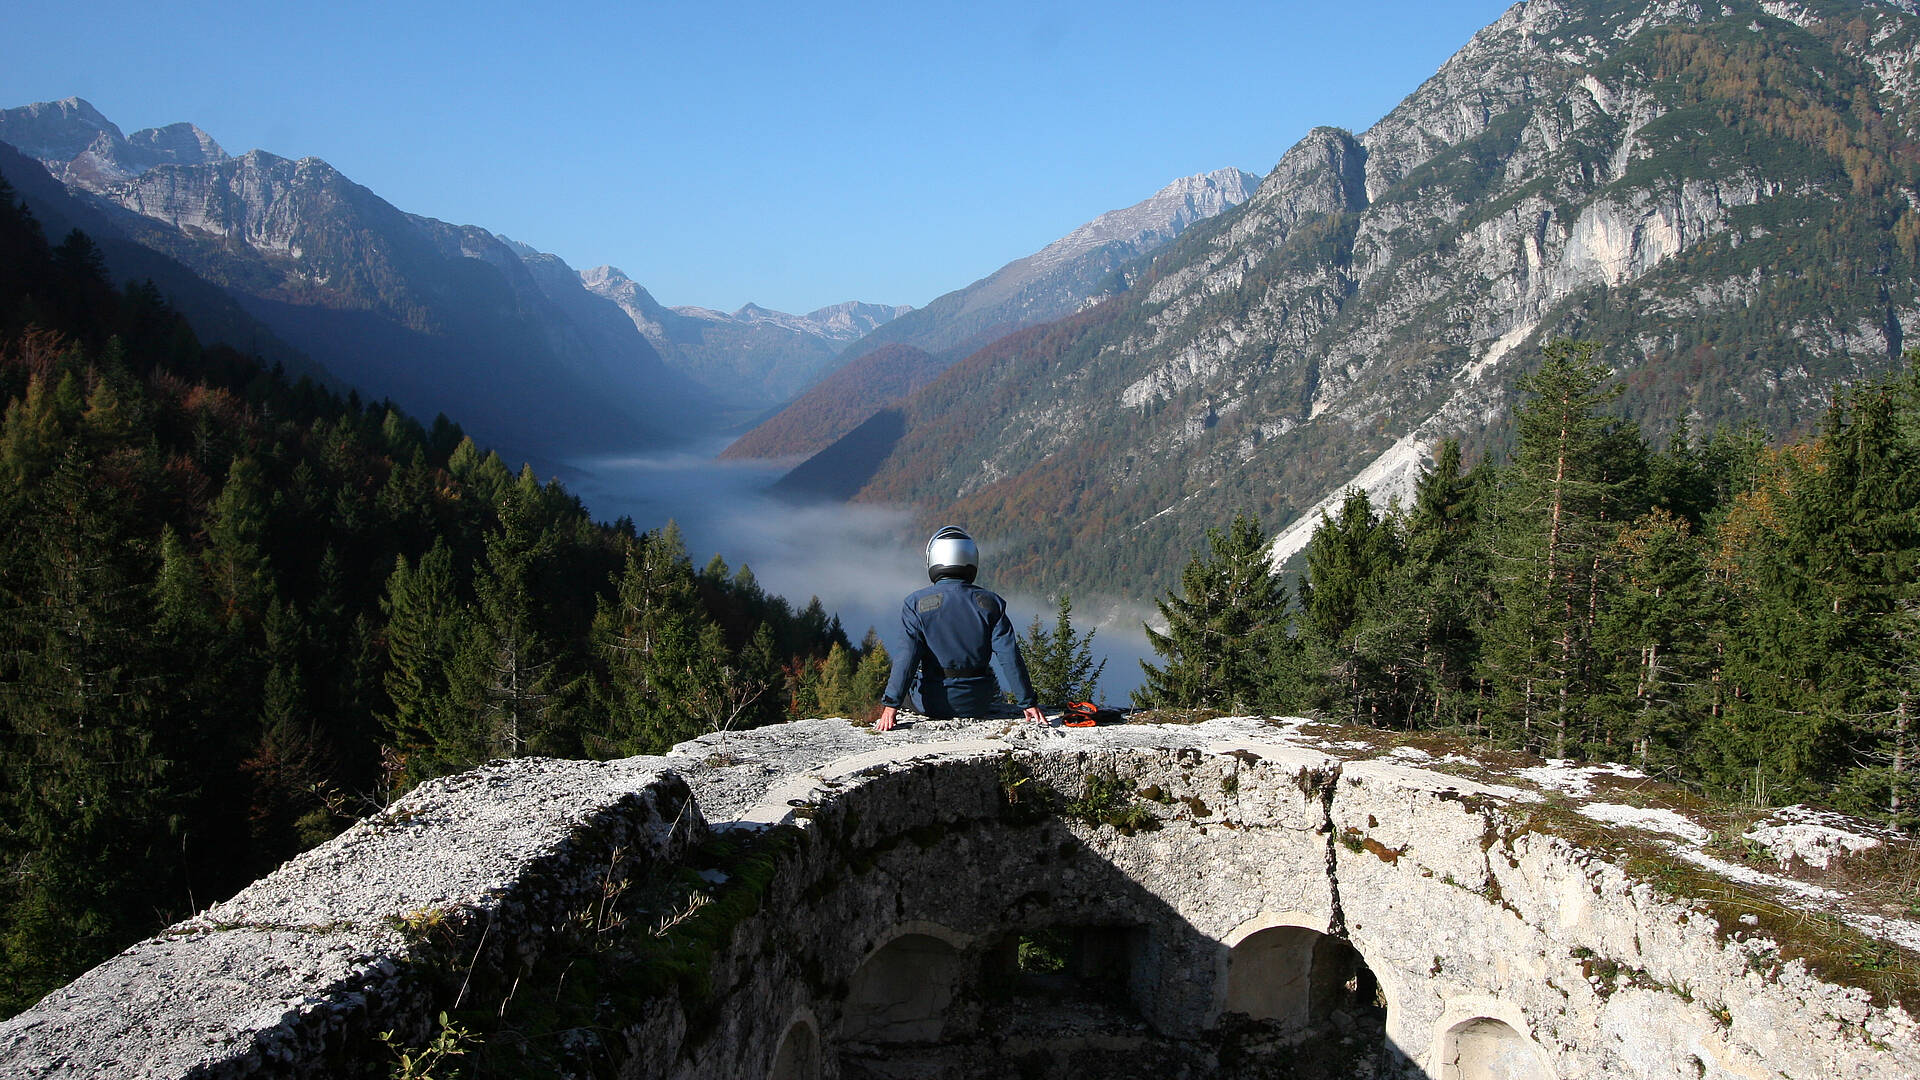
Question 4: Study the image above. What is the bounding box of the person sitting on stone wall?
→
[876,525,1047,731]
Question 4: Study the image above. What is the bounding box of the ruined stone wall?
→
[1,717,1915,1079]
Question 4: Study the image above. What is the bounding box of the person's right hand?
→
[876,705,899,732]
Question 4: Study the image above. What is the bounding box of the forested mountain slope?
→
[815,0,1920,597]
[727,343,944,463]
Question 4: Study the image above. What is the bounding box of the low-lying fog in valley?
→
[565,442,1155,705]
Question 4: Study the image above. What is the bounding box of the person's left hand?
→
[1022,706,1047,725]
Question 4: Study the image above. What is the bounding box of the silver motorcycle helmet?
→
[925,525,979,583]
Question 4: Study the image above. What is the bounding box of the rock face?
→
[4,716,1914,1078]
[725,167,1258,459]
[580,264,910,412]
[0,756,700,1078]
[844,167,1262,365]
[804,0,1920,594]
[0,98,228,191]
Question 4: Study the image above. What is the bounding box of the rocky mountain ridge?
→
[0,100,712,456]
[579,264,909,410]
[672,299,910,340]
[826,166,1260,367]
[724,167,1258,459]
[792,0,1920,596]
[0,138,320,382]
[1022,166,1260,276]
[0,97,227,191]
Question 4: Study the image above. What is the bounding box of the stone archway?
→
[1222,920,1383,1038]
[766,1011,821,1080]
[1437,1016,1555,1080]
[839,932,966,1044]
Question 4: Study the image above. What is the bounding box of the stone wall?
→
[2,717,1915,1079]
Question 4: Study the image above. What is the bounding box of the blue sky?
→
[4,1,1509,313]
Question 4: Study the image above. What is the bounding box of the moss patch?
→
[1063,773,1160,835]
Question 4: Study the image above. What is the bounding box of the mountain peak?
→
[1025,166,1260,274]
[0,97,123,165]
[126,122,227,167]
[1,98,229,190]
[579,264,629,289]
[492,234,544,260]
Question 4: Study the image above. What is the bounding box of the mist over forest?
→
[564,443,1155,702]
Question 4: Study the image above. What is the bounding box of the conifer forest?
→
[1137,340,1919,841]
[0,182,871,1014]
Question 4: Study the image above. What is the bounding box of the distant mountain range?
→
[0,98,919,456]
[579,264,908,412]
[723,167,1258,460]
[0,98,715,457]
[773,0,1920,597]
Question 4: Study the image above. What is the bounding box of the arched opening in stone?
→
[1224,925,1384,1036]
[839,932,965,1044]
[1217,924,1391,1074]
[767,1017,820,1080]
[1438,1017,1554,1080]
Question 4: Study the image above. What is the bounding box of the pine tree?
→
[1397,440,1491,732]
[0,374,69,484]
[1299,490,1405,723]
[471,469,573,759]
[0,448,185,1012]
[1718,360,1920,819]
[379,541,481,787]
[812,642,858,717]
[1023,592,1107,706]
[1482,341,1646,757]
[591,524,719,754]
[1594,508,1712,775]
[676,615,782,736]
[1135,513,1295,711]
[850,631,893,719]
[243,597,338,861]
[203,455,273,629]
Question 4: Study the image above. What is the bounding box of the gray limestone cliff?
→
[725,166,1258,459]
[810,0,1920,594]
[0,98,228,191]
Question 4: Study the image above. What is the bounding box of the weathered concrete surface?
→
[0,756,699,1078]
[3,716,1916,1079]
